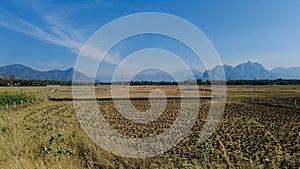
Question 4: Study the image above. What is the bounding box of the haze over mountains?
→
[0,61,299,82]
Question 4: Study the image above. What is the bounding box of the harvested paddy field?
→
[0,85,299,168]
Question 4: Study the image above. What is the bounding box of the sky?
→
[0,0,300,73]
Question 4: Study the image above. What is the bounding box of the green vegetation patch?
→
[0,91,33,106]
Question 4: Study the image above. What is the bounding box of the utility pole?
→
[253,78,256,92]
[8,75,16,87]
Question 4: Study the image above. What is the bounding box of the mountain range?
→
[0,64,92,82]
[0,61,299,82]
[202,61,299,80]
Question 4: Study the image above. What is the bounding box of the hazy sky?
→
[0,0,300,72]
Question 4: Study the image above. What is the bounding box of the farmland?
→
[0,85,299,168]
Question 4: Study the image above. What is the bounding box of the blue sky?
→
[0,0,300,73]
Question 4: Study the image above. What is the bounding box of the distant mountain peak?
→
[3,64,31,69]
[271,66,300,79]
[203,61,277,80]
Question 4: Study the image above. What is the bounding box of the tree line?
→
[0,79,72,86]
[127,79,300,85]
[0,78,300,86]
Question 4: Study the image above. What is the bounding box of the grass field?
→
[0,85,299,168]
